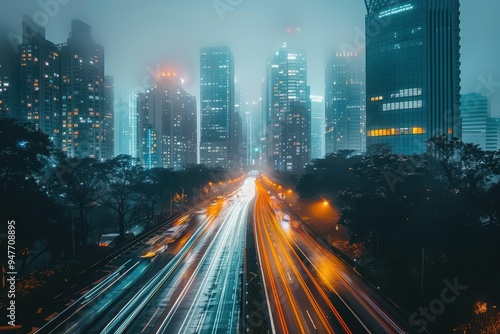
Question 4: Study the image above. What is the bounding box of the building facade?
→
[325,52,366,154]
[461,93,487,150]
[486,118,500,152]
[264,43,311,171]
[364,0,461,155]
[311,95,325,159]
[137,75,197,170]
[200,47,236,168]
[0,30,18,119]
[18,16,61,146]
[59,20,106,159]
[103,75,114,160]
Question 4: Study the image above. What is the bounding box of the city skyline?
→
[2,2,500,333]
[1,0,499,117]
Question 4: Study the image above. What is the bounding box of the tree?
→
[0,118,63,267]
[426,135,463,188]
[338,150,428,244]
[50,157,102,248]
[0,118,55,190]
[98,155,142,246]
[296,150,362,200]
[458,143,499,194]
[135,168,180,224]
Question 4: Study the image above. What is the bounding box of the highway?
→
[254,180,357,334]
[31,176,414,333]
[125,178,255,333]
[35,178,254,334]
[255,178,415,333]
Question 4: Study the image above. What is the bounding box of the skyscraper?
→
[18,16,61,146]
[364,0,461,155]
[264,43,311,172]
[59,20,106,159]
[200,47,236,168]
[486,118,500,152]
[310,95,325,159]
[233,83,244,167]
[103,75,114,160]
[114,93,138,157]
[461,93,488,150]
[0,30,18,119]
[137,75,197,170]
[325,52,365,154]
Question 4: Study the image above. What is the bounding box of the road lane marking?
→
[141,307,160,333]
[306,310,317,330]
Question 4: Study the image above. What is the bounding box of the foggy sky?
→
[1,0,499,116]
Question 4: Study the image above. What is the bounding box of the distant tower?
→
[264,43,311,171]
[325,52,365,154]
[200,47,236,168]
[310,95,325,159]
[59,20,106,159]
[460,93,488,149]
[486,118,500,152]
[364,0,461,154]
[18,16,61,146]
[137,75,197,170]
[103,75,114,160]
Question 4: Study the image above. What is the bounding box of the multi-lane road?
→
[254,178,415,333]
[30,176,415,333]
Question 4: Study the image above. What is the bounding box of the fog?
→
[1,0,499,114]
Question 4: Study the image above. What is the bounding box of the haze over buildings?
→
[1,0,500,166]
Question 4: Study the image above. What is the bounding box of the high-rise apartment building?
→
[137,75,197,170]
[18,16,61,146]
[200,47,236,168]
[364,0,461,155]
[325,52,365,154]
[59,20,106,159]
[264,43,311,171]
[0,31,18,119]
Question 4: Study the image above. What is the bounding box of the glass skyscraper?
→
[325,52,366,154]
[200,47,235,168]
[264,43,311,172]
[310,95,325,159]
[103,75,114,160]
[365,0,461,155]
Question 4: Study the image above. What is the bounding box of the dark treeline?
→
[286,138,500,331]
[0,118,241,272]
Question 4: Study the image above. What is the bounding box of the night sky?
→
[1,0,499,116]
